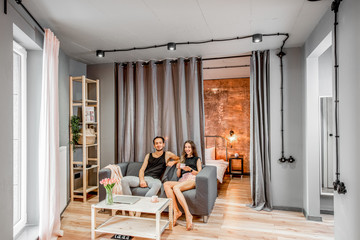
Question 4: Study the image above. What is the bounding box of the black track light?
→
[167,42,176,51]
[96,50,105,58]
[252,34,263,43]
[93,33,289,57]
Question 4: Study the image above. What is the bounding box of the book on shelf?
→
[85,106,95,122]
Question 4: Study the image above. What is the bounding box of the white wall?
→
[87,63,115,168]
[304,0,360,238]
[270,47,304,209]
[27,50,42,225]
[319,46,333,97]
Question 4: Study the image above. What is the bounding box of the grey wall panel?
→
[304,0,360,238]
[27,50,43,225]
[87,63,115,168]
[270,47,304,208]
[0,7,15,240]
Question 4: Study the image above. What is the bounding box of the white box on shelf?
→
[85,106,95,122]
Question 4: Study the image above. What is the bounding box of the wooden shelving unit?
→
[69,75,100,202]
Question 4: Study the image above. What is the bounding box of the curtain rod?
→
[203,65,250,70]
[203,54,252,61]
[117,57,202,67]
[14,0,45,32]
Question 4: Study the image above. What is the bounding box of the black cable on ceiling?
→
[4,0,7,14]
[99,33,289,56]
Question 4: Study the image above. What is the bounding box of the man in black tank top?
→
[121,136,179,198]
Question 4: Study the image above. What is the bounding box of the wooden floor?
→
[60,176,334,240]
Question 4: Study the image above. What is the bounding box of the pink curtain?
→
[38,29,63,240]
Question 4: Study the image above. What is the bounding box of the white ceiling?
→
[22,0,331,64]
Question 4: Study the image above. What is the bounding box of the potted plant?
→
[70,115,81,149]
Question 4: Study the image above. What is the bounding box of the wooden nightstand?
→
[229,156,244,178]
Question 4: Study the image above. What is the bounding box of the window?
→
[13,41,27,236]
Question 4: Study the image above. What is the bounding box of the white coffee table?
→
[91,195,173,240]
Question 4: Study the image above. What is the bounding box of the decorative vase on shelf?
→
[105,188,114,205]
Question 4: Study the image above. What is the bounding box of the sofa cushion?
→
[161,165,179,183]
[126,162,143,176]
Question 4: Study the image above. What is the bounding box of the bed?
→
[204,136,229,183]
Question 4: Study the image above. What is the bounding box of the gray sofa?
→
[99,162,217,222]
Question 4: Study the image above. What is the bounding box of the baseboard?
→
[273,206,323,221]
[320,209,334,215]
[303,208,322,222]
[273,206,303,212]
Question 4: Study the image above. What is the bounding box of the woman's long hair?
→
[180,140,198,163]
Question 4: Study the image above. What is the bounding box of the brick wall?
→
[204,78,250,173]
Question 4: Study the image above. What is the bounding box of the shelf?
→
[70,75,100,203]
[74,165,98,171]
[94,216,169,239]
[72,77,97,83]
[79,122,98,125]
[74,186,98,194]
[73,99,98,103]
[74,144,97,147]
[78,132,98,136]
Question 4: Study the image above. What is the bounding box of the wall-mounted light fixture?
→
[229,130,236,148]
[167,42,176,51]
[252,34,263,43]
[95,32,289,57]
[96,50,105,58]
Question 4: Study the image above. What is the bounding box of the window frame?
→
[13,40,28,236]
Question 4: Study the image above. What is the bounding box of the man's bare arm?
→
[139,154,149,187]
[165,151,180,166]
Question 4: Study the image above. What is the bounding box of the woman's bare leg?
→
[173,180,196,230]
[163,181,182,225]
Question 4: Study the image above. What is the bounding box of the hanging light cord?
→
[277,34,294,163]
[331,0,346,194]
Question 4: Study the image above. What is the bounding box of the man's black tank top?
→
[144,152,166,179]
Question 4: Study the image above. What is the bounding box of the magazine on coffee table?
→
[113,195,141,204]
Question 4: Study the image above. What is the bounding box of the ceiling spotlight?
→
[167,42,176,51]
[96,50,105,58]
[252,34,263,43]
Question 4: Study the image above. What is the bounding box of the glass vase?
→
[105,188,114,205]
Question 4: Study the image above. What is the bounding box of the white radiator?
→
[59,146,68,213]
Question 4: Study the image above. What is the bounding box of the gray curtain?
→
[117,58,205,163]
[249,50,272,211]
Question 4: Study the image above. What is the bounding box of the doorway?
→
[305,31,334,218]
[202,55,252,203]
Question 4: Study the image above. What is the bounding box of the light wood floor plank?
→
[60,176,334,239]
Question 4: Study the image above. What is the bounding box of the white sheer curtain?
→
[38,29,63,240]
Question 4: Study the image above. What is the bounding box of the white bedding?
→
[206,159,229,183]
